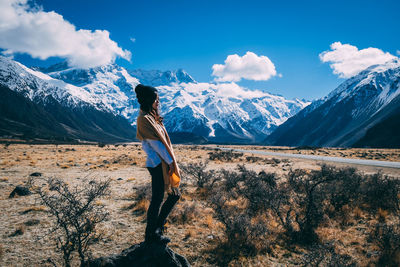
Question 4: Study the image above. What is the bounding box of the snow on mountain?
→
[265,59,400,147]
[0,56,137,142]
[43,63,310,142]
[46,64,140,123]
[155,82,309,142]
[128,69,195,87]
[325,59,400,115]
[1,56,310,143]
[0,56,104,109]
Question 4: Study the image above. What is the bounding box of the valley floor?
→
[0,144,399,266]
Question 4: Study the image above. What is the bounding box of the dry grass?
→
[225,145,400,162]
[21,206,46,214]
[0,143,400,266]
[204,214,214,229]
[169,201,200,225]
[134,198,149,215]
[95,200,105,206]
[377,208,390,223]
[184,228,198,240]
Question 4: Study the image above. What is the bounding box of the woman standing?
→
[135,84,181,244]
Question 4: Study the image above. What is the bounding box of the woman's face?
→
[152,94,160,111]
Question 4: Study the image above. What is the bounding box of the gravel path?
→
[217,147,400,169]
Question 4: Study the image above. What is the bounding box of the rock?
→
[86,242,190,267]
[9,186,31,198]
[24,219,40,226]
[29,172,42,177]
[9,226,25,237]
[117,178,123,181]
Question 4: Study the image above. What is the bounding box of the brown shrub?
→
[36,177,111,267]
[377,208,389,223]
[208,149,243,162]
[369,223,400,266]
[169,201,200,225]
[360,172,400,213]
[208,167,272,258]
[302,242,356,266]
[180,161,218,189]
[133,184,151,202]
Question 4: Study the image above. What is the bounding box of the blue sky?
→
[3,0,400,100]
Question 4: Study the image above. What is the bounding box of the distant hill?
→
[0,56,136,143]
[265,59,400,148]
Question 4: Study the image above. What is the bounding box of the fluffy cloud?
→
[0,0,131,68]
[397,50,400,56]
[212,51,277,82]
[319,42,397,78]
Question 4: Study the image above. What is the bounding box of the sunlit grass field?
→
[1,143,400,266]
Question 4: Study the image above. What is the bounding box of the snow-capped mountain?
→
[265,59,400,147]
[0,56,136,142]
[42,63,309,143]
[44,64,140,124]
[156,83,309,142]
[128,69,195,87]
[0,56,309,143]
[0,56,104,109]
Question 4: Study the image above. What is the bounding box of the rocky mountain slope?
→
[265,59,400,147]
[41,61,309,143]
[0,56,136,142]
[0,56,309,143]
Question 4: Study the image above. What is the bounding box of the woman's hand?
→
[168,162,175,176]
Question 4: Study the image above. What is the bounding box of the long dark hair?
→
[135,84,163,122]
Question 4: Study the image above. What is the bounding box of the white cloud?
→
[397,50,400,56]
[130,37,136,43]
[319,42,397,78]
[212,51,277,82]
[0,0,131,68]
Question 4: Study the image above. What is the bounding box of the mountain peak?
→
[265,59,400,147]
[1,56,308,144]
[358,58,400,77]
[128,68,196,86]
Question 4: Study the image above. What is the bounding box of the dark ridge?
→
[0,84,136,143]
[353,109,400,148]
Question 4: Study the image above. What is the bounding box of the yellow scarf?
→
[136,110,181,192]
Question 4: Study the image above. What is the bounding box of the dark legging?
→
[145,163,180,238]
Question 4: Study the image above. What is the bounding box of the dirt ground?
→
[219,145,400,162]
[0,143,399,266]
